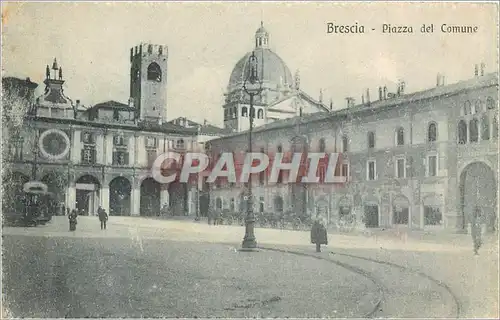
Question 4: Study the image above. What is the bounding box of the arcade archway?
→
[109,177,131,216]
[459,162,497,232]
[140,178,161,216]
[274,195,284,213]
[75,175,101,216]
[392,195,410,226]
[168,181,188,216]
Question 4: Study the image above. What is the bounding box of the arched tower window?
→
[428,122,437,142]
[481,115,490,140]
[147,63,162,82]
[396,127,405,146]
[257,109,264,119]
[458,120,467,144]
[367,132,375,149]
[158,46,163,55]
[469,118,479,143]
[148,45,153,54]
[473,100,481,114]
[241,107,248,117]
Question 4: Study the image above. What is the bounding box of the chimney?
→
[361,94,365,105]
[399,80,405,95]
[76,100,80,108]
[329,98,333,110]
[474,64,479,77]
[383,86,387,100]
[378,87,383,100]
[345,97,355,108]
[480,62,485,76]
[436,73,441,87]
[366,89,370,103]
[128,97,134,108]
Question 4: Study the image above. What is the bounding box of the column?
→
[187,189,193,215]
[66,184,76,211]
[420,203,425,229]
[129,135,136,166]
[131,187,141,216]
[106,133,113,165]
[96,134,104,164]
[100,186,110,214]
[72,130,81,163]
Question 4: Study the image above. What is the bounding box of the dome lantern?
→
[255,21,269,49]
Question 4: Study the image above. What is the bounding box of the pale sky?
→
[2,2,498,127]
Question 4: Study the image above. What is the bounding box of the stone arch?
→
[140,177,161,216]
[109,176,132,216]
[147,62,162,82]
[168,181,188,216]
[274,195,284,213]
[392,194,410,225]
[459,161,497,232]
[363,195,380,228]
[338,195,352,216]
[422,194,444,227]
[314,195,329,222]
[75,174,101,216]
[215,197,223,210]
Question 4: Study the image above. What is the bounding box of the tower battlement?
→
[130,43,168,62]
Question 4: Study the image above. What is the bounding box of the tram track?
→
[260,246,461,319]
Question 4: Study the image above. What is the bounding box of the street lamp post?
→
[241,52,263,250]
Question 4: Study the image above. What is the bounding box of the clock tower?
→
[129,43,168,122]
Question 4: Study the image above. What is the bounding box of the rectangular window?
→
[113,151,129,166]
[393,208,409,224]
[10,139,23,161]
[424,206,442,225]
[82,146,96,164]
[396,158,406,178]
[427,155,437,177]
[259,197,264,213]
[147,150,157,167]
[367,160,376,181]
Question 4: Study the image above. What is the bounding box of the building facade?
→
[2,44,202,217]
[208,68,499,232]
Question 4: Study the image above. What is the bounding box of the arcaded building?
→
[208,67,499,233]
[2,44,206,217]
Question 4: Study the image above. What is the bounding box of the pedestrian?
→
[98,206,108,230]
[311,217,328,252]
[68,209,78,231]
[471,206,482,255]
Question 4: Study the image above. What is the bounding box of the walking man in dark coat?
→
[471,206,482,255]
[98,206,108,230]
[311,217,328,252]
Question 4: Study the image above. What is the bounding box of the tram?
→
[4,181,55,226]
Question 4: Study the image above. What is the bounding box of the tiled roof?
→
[209,72,498,142]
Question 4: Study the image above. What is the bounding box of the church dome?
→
[227,22,293,93]
[228,48,293,91]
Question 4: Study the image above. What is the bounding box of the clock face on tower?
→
[39,129,70,160]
